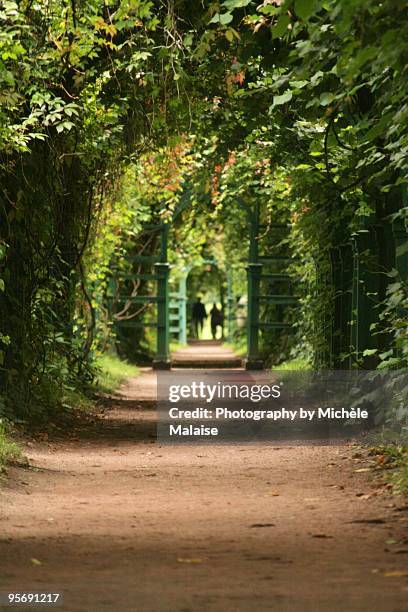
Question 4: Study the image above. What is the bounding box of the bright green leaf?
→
[272,91,292,106]
[223,0,252,9]
[210,12,234,25]
[319,92,335,106]
[272,14,290,38]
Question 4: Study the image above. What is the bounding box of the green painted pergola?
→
[144,199,296,369]
[110,197,297,369]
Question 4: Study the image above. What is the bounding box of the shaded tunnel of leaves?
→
[0,0,406,424]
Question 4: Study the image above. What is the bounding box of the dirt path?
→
[1,353,407,611]
[171,340,242,368]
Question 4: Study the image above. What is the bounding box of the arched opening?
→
[169,260,230,344]
[186,262,226,341]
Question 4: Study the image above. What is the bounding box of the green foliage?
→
[0,0,207,415]
[272,357,311,371]
[371,435,408,495]
[363,271,408,370]
[95,353,139,394]
[202,0,408,367]
[0,0,407,425]
[0,420,21,471]
[80,165,155,356]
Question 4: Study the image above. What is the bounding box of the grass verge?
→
[370,435,408,495]
[223,339,247,357]
[170,341,188,352]
[95,353,140,394]
[0,421,21,472]
[272,357,311,371]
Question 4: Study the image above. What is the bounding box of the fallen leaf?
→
[354,468,371,473]
[383,570,408,577]
[31,558,42,566]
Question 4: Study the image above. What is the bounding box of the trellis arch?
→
[110,195,298,369]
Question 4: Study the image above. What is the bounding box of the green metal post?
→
[153,262,170,369]
[226,270,234,343]
[331,244,353,368]
[351,223,378,368]
[153,224,170,369]
[245,263,263,369]
[245,201,263,369]
[179,274,187,345]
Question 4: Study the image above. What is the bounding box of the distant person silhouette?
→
[210,303,223,339]
[192,297,207,338]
